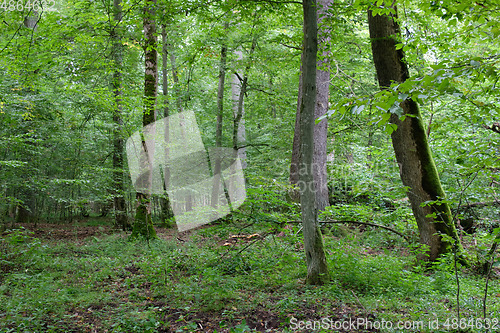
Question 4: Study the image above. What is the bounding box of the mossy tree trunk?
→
[131,0,158,239]
[300,0,330,285]
[368,7,465,263]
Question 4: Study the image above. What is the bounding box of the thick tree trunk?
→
[290,0,331,211]
[368,7,465,262]
[111,0,130,231]
[312,0,332,212]
[300,0,329,285]
[131,0,158,239]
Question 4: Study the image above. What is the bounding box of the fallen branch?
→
[286,220,409,241]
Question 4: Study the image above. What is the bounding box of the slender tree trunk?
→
[111,0,130,231]
[161,26,170,117]
[170,51,183,113]
[290,63,303,202]
[300,0,330,285]
[212,23,228,207]
[159,24,174,227]
[368,7,465,263]
[290,0,332,211]
[231,39,256,170]
[268,75,277,118]
[131,0,158,239]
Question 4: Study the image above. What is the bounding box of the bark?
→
[290,0,332,211]
[212,23,228,208]
[312,0,332,212]
[16,203,32,223]
[159,24,174,227]
[300,0,330,285]
[231,40,256,170]
[111,0,130,231]
[23,12,39,30]
[268,75,277,118]
[161,25,170,118]
[290,63,303,199]
[368,7,465,263]
[170,50,183,113]
[131,0,158,239]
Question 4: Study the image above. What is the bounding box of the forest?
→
[0,0,499,331]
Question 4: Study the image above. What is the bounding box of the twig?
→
[351,290,367,312]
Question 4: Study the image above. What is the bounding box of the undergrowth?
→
[0,221,499,332]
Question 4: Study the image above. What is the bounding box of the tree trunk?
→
[312,0,332,212]
[300,0,330,285]
[131,0,158,239]
[111,0,130,231]
[212,23,228,208]
[231,40,256,170]
[290,63,303,200]
[170,50,183,113]
[159,24,174,227]
[290,0,332,211]
[368,7,465,263]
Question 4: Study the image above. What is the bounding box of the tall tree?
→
[159,24,175,227]
[131,0,158,239]
[290,0,332,211]
[111,0,130,231]
[367,5,465,262]
[212,22,229,208]
[300,0,330,285]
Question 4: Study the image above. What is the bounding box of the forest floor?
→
[1,217,500,332]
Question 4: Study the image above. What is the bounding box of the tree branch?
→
[280,42,301,50]
[483,122,500,134]
[286,220,409,240]
[236,143,270,149]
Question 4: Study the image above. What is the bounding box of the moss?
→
[405,100,468,265]
[129,194,157,241]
